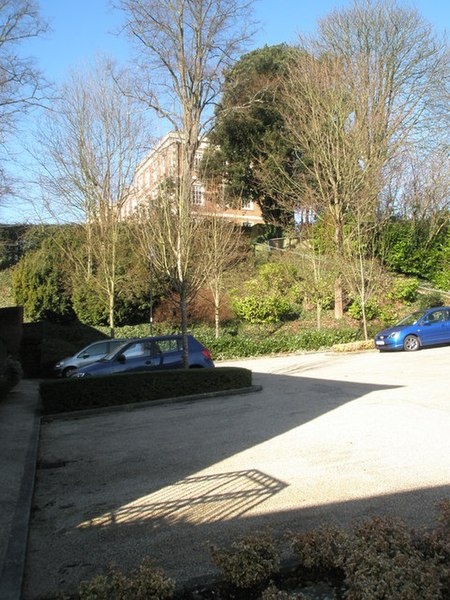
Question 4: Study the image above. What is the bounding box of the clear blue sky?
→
[27,0,450,84]
[4,0,450,223]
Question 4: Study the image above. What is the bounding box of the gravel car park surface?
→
[24,348,450,598]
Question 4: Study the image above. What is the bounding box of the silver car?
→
[54,339,127,377]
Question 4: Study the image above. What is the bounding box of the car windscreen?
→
[394,311,425,327]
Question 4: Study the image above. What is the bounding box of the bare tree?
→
[37,58,143,336]
[0,0,47,206]
[119,0,255,363]
[276,52,383,318]
[201,205,247,338]
[134,185,213,354]
[398,148,450,238]
[266,0,449,319]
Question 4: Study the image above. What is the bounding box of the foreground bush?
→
[74,500,450,600]
[40,367,253,414]
[210,532,281,588]
[79,558,175,600]
[0,357,23,401]
[290,504,450,600]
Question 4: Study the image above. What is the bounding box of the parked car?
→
[54,339,128,377]
[374,306,450,352]
[70,334,215,377]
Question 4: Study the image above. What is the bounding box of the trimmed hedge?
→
[40,367,253,415]
[96,325,363,360]
[203,328,362,360]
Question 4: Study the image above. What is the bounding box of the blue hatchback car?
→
[374,306,450,352]
[71,334,214,377]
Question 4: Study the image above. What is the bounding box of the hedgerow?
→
[98,324,362,361]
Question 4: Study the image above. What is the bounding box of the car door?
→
[419,309,447,346]
[157,338,184,369]
[438,309,450,344]
[76,341,111,369]
[110,341,163,374]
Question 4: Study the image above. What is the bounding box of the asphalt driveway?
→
[24,347,450,598]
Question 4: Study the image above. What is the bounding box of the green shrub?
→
[377,304,398,326]
[347,298,380,321]
[232,295,295,324]
[210,532,280,589]
[290,524,349,571]
[79,558,175,600]
[201,328,361,360]
[389,277,419,304]
[432,269,450,292]
[416,292,444,310]
[344,516,443,600]
[40,367,253,415]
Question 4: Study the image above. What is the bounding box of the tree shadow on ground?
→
[25,370,449,598]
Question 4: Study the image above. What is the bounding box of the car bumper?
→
[374,339,403,351]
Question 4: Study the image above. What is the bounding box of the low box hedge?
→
[40,367,253,415]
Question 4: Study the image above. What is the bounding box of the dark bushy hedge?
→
[204,328,361,360]
[96,326,362,360]
[40,367,253,415]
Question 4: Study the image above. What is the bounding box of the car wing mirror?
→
[118,354,126,363]
[81,353,90,359]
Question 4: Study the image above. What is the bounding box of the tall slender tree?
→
[272,0,449,318]
[37,58,143,336]
[119,0,255,364]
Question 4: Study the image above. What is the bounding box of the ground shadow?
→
[24,369,425,598]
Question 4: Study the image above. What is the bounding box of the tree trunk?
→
[180,289,189,368]
[109,290,115,339]
[334,276,344,320]
[215,302,220,339]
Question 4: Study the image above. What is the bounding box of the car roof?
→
[124,334,189,342]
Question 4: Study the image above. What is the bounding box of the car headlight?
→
[388,331,401,340]
[71,372,85,378]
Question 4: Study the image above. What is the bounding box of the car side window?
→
[158,339,180,354]
[431,310,444,322]
[123,342,152,358]
[78,342,109,358]
[110,340,125,352]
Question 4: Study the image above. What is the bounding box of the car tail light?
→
[201,348,212,361]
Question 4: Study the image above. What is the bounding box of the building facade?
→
[121,132,264,227]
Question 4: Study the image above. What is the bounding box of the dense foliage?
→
[383,220,449,286]
[204,44,299,226]
[12,234,75,322]
[11,226,154,326]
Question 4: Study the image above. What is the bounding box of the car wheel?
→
[63,366,77,377]
[403,335,420,352]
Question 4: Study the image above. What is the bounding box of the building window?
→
[194,151,203,171]
[192,183,204,205]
